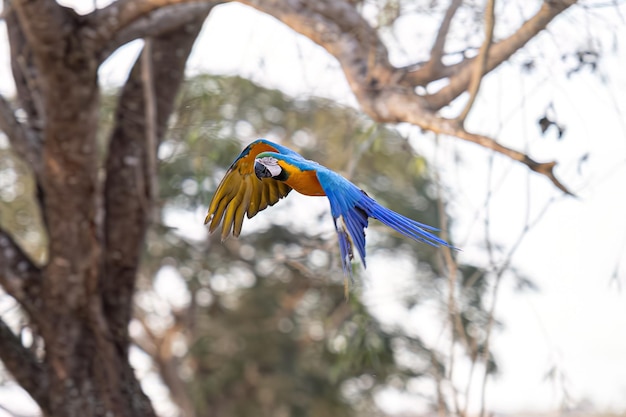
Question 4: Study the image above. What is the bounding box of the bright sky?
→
[2,1,626,416]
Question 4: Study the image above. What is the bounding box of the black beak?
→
[254,161,272,179]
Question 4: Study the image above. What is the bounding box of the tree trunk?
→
[0,1,212,416]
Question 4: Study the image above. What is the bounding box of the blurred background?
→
[0,1,625,416]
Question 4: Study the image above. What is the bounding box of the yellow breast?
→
[279,162,326,196]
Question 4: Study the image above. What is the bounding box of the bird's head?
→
[254,155,285,180]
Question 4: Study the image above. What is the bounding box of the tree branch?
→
[87,0,210,57]
[425,0,578,110]
[235,0,396,110]
[0,228,42,315]
[97,2,215,63]
[427,118,574,195]
[456,0,496,124]
[102,9,210,353]
[235,0,574,194]
[0,318,48,409]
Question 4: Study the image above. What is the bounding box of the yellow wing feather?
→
[205,142,292,240]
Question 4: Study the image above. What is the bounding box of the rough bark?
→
[102,10,211,357]
[0,1,211,416]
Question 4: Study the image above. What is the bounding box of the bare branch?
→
[426,0,578,110]
[237,0,574,194]
[134,313,196,417]
[0,318,48,409]
[237,0,396,93]
[431,120,574,195]
[0,95,41,176]
[434,164,472,416]
[456,0,495,124]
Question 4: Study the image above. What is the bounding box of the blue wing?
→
[315,167,451,278]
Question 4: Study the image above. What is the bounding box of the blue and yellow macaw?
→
[205,139,452,281]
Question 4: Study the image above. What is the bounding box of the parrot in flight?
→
[205,139,453,281]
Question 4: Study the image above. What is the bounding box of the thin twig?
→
[462,337,478,416]
[429,122,574,195]
[478,192,562,416]
[429,351,448,417]
[434,135,470,416]
[478,269,503,417]
[457,0,496,124]
[433,150,466,346]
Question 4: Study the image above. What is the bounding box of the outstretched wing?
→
[205,140,293,240]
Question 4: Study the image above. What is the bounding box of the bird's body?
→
[269,155,326,196]
[205,139,452,281]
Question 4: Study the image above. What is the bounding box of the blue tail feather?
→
[342,207,368,266]
[315,167,454,281]
[334,221,355,281]
[361,197,450,247]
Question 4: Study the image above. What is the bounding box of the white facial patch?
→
[257,156,283,177]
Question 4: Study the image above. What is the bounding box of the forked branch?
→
[425,0,578,110]
[236,0,575,195]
